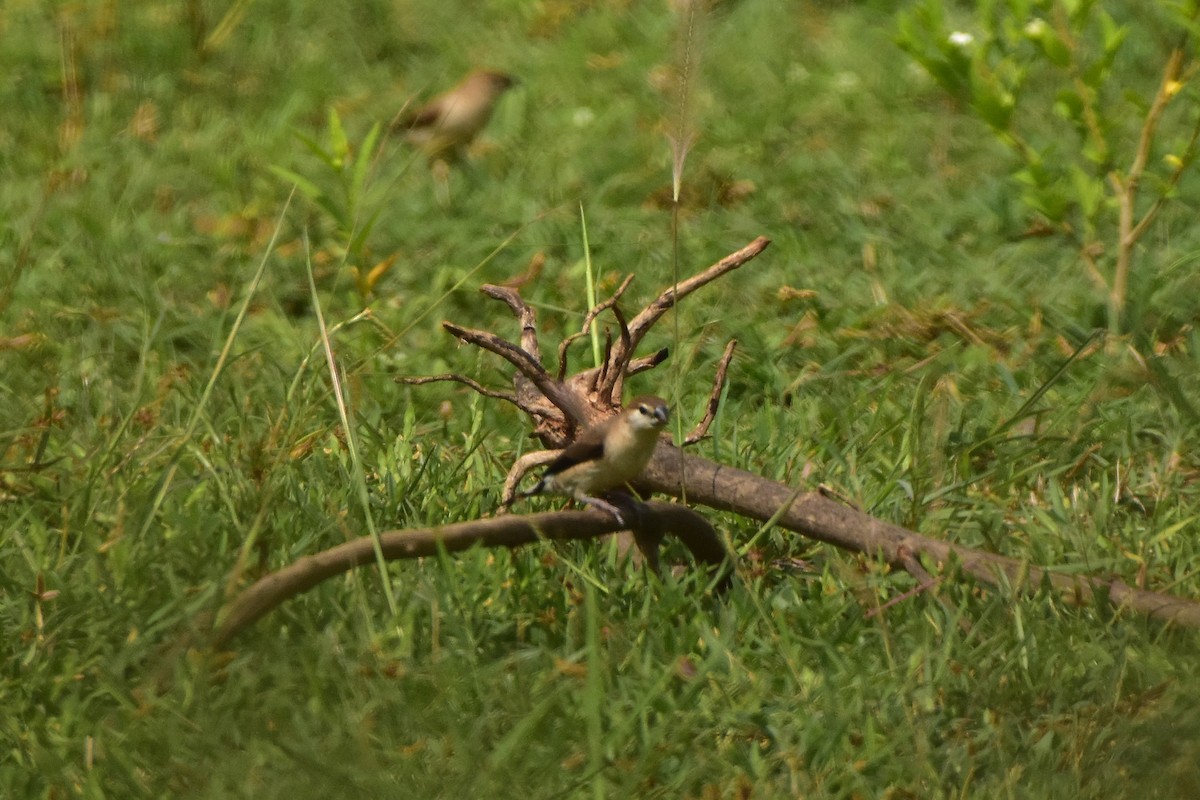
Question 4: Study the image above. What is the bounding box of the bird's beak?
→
[654,406,669,426]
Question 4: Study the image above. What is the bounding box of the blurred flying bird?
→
[395,69,516,162]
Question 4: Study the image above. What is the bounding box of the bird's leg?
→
[606,492,648,526]
[578,492,652,530]
[431,158,452,208]
[594,493,661,572]
[576,494,627,524]
[621,494,658,564]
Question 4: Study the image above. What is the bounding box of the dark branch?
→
[480,284,542,364]
[610,236,770,374]
[212,502,733,648]
[684,339,737,446]
[442,321,586,422]
[396,374,519,406]
[640,446,1200,629]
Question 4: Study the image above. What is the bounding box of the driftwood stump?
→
[209,236,1200,648]
[399,236,1200,630]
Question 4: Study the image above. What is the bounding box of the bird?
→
[395,69,516,162]
[518,396,670,524]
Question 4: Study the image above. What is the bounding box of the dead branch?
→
[601,303,632,404]
[556,333,588,383]
[582,275,636,335]
[638,446,1200,628]
[685,339,737,445]
[480,284,541,363]
[500,449,560,507]
[557,275,635,385]
[442,322,586,423]
[212,502,731,648]
[397,374,520,406]
[603,236,770,400]
[407,239,770,455]
[628,348,670,375]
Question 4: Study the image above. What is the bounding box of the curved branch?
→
[500,449,560,507]
[211,502,731,647]
[602,302,632,403]
[555,332,588,383]
[684,339,736,445]
[556,276,636,384]
[481,284,542,364]
[581,274,635,337]
[629,347,670,374]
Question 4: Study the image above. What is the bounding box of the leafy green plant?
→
[898,0,1200,332]
[270,108,393,298]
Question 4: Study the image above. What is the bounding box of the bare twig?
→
[556,332,588,383]
[897,546,936,585]
[397,374,520,406]
[627,348,670,375]
[481,284,542,364]
[443,322,586,422]
[568,346,671,409]
[864,579,941,619]
[865,548,942,619]
[557,275,636,383]
[608,236,770,385]
[684,339,736,445]
[603,303,633,403]
[595,327,613,393]
[582,275,635,336]
[891,546,972,633]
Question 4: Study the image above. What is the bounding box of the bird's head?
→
[626,396,670,433]
[471,70,517,95]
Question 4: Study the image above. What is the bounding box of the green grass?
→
[4,0,1200,797]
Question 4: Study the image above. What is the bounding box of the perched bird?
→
[519,396,670,524]
[395,69,516,161]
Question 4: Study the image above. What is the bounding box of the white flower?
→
[949,31,974,47]
[786,63,810,84]
[833,71,860,92]
[1024,18,1047,38]
[572,107,595,127]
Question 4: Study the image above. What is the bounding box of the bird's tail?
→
[517,479,547,500]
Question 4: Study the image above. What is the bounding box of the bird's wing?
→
[403,100,444,130]
[542,435,605,478]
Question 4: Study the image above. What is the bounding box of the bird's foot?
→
[578,494,627,524]
[579,494,648,527]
